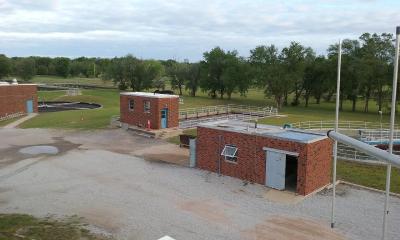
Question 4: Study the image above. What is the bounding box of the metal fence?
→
[291,120,400,131]
[179,104,278,129]
[292,120,400,164]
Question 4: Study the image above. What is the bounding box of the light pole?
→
[382,26,400,240]
[379,110,383,144]
[331,39,342,228]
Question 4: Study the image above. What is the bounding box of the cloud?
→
[0,0,399,60]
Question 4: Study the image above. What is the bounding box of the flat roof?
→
[199,120,327,144]
[0,83,37,87]
[120,92,179,99]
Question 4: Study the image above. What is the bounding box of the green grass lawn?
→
[0,214,110,240]
[20,89,119,129]
[337,160,400,193]
[30,75,116,87]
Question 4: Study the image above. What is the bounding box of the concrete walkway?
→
[3,113,38,129]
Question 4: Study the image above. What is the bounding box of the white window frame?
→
[144,100,151,113]
[221,144,238,162]
[128,99,135,111]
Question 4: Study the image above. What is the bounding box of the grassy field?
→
[20,89,119,129]
[0,214,109,240]
[23,87,398,129]
[30,75,116,87]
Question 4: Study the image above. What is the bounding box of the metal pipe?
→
[327,131,400,168]
[331,39,342,228]
[382,26,400,240]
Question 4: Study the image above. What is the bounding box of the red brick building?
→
[120,92,179,130]
[0,83,38,120]
[196,120,332,195]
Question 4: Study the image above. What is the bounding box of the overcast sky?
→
[0,0,399,61]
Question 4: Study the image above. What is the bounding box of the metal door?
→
[266,150,286,190]
[161,108,168,128]
[26,99,33,113]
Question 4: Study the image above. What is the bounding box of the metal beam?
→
[327,131,400,168]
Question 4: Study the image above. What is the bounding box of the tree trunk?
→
[352,96,357,112]
[364,88,370,113]
[191,87,196,97]
[378,85,383,112]
[178,85,183,96]
[283,91,288,106]
[227,92,232,100]
[305,94,309,107]
[316,96,321,104]
[339,97,343,111]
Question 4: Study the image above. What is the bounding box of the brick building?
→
[0,83,38,120]
[120,92,179,130]
[196,120,332,195]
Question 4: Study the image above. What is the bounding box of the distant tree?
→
[153,76,168,90]
[15,58,36,81]
[221,55,251,99]
[168,61,189,95]
[185,63,201,97]
[303,56,327,107]
[53,57,70,78]
[280,42,313,106]
[358,33,394,112]
[0,54,11,80]
[250,45,285,108]
[33,57,52,75]
[201,47,226,98]
[132,60,164,91]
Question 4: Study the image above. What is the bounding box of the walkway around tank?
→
[2,113,38,129]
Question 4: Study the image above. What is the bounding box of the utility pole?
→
[331,39,342,228]
[382,25,400,240]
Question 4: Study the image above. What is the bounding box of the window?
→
[144,100,151,113]
[221,144,238,162]
[129,99,135,111]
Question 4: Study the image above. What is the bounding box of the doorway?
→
[26,99,33,113]
[285,155,298,192]
[264,148,299,192]
[161,108,168,128]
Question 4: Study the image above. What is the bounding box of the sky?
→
[0,0,399,61]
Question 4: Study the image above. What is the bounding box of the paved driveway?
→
[0,128,399,240]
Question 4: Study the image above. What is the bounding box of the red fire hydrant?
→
[147,119,151,130]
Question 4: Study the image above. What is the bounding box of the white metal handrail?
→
[292,120,400,131]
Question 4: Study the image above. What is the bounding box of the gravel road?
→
[0,128,399,240]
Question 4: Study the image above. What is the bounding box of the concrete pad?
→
[264,189,305,204]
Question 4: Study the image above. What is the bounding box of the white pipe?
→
[327,131,400,168]
[382,26,400,240]
[331,39,342,228]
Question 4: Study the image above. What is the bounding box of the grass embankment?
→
[0,116,24,127]
[0,214,110,240]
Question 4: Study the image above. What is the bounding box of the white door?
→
[266,150,286,190]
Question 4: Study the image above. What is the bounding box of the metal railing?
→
[179,104,278,129]
[291,120,400,131]
[292,120,400,164]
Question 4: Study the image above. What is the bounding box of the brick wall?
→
[0,85,38,118]
[196,127,332,195]
[120,95,179,129]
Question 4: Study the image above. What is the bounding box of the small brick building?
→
[120,92,179,130]
[196,120,332,195]
[0,83,38,120]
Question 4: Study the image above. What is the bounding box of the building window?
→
[144,100,151,113]
[129,99,135,111]
[221,144,238,162]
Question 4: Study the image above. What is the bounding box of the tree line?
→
[0,32,398,112]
